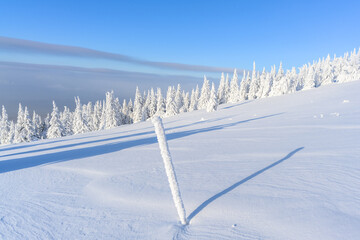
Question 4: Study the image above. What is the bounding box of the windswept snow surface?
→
[0,81,359,239]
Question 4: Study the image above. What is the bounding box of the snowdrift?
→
[0,80,359,239]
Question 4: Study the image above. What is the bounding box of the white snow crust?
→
[0,81,359,239]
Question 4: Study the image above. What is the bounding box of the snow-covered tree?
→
[207,82,218,112]
[248,62,261,99]
[321,55,335,86]
[14,104,34,143]
[92,101,102,130]
[7,121,15,144]
[255,67,267,98]
[128,99,134,122]
[149,88,157,118]
[133,87,143,123]
[224,73,230,103]
[0,106,10,145]
[229,69,239,103]
[217,72,226,104]
[23,107,35,142]
[104,91,118,129]
[156,88,166,117]
[84,102,94,131]
[121,99,131,124]
[303,64,316,90]
[269,62,287,96]
[174,84,184,112]
[13,103,24,143]
[32,111,43,140]
[142,91,151,121]
[239,70,250,100]
[47,101,64,139]
[198,76,210,109]
[114,97,123,126]
[267,65,278,96]
[73,97,89,134]
[60,106,73,136]
[98,101,107,130]
[165,86,178,117]
[261,72,272,98]
[181,91,190,113]
[287,67,298,93]
[189,85,199,112]
[41,113,50,139]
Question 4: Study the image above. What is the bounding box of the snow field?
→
[0,81,359,239]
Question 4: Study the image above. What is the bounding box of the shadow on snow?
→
[0,113,282,174]
[186,147,304,223]
[0,100,252,154]
[0,115,231,159]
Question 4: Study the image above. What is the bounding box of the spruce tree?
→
[47,101,64,139]
[142,91,151,121]
[60,106,73,135]
[41,113,51,139]
[269,62,285,96]
[303,65,316,90]
[92,101,102,130]
[149,88,157,118]
[105,91,117,129]
[85,102,94,131]
[121,99,131,124]
[189,89,198,112]
[0,106,10,145]
[255,67,266,98]
[207,82,218,112]
[239,70,249,100]
[14,104,25,143]
[7,121,15,144]
[248,62,261,99]
[32,111,43,140]
[198,76,210,109]
[73,97,89,134]
[224,73,230,103]
[174,84,184,112]
[156,88,166,117]
[165,86,178,117]
[217,72,226,104]
[321,55,335,85]
[181,91,190,113]
[98,101,107,130]
[133,87,143,123]
[229,69,239,103]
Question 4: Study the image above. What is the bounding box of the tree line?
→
[0,48,359,145]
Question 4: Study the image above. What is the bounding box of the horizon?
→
[0,0,359,118]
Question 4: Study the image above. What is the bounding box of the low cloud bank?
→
[0,61,220,119]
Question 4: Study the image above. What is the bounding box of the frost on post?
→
[152,116,187,225]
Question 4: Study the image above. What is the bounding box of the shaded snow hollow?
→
[0,81,359,239]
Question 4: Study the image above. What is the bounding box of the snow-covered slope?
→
[0,81,359,240]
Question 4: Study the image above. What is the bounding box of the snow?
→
[0,81,359,239]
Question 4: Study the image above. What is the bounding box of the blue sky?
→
[0,0,359,117]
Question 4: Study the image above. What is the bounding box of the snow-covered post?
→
[152,116,187,225]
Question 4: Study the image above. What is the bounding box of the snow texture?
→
[152,116,187,225]
[0,80,359,239]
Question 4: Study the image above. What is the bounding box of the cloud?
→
[0,61,221,119]
[0,36,234,73]
[0,37,243,119]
